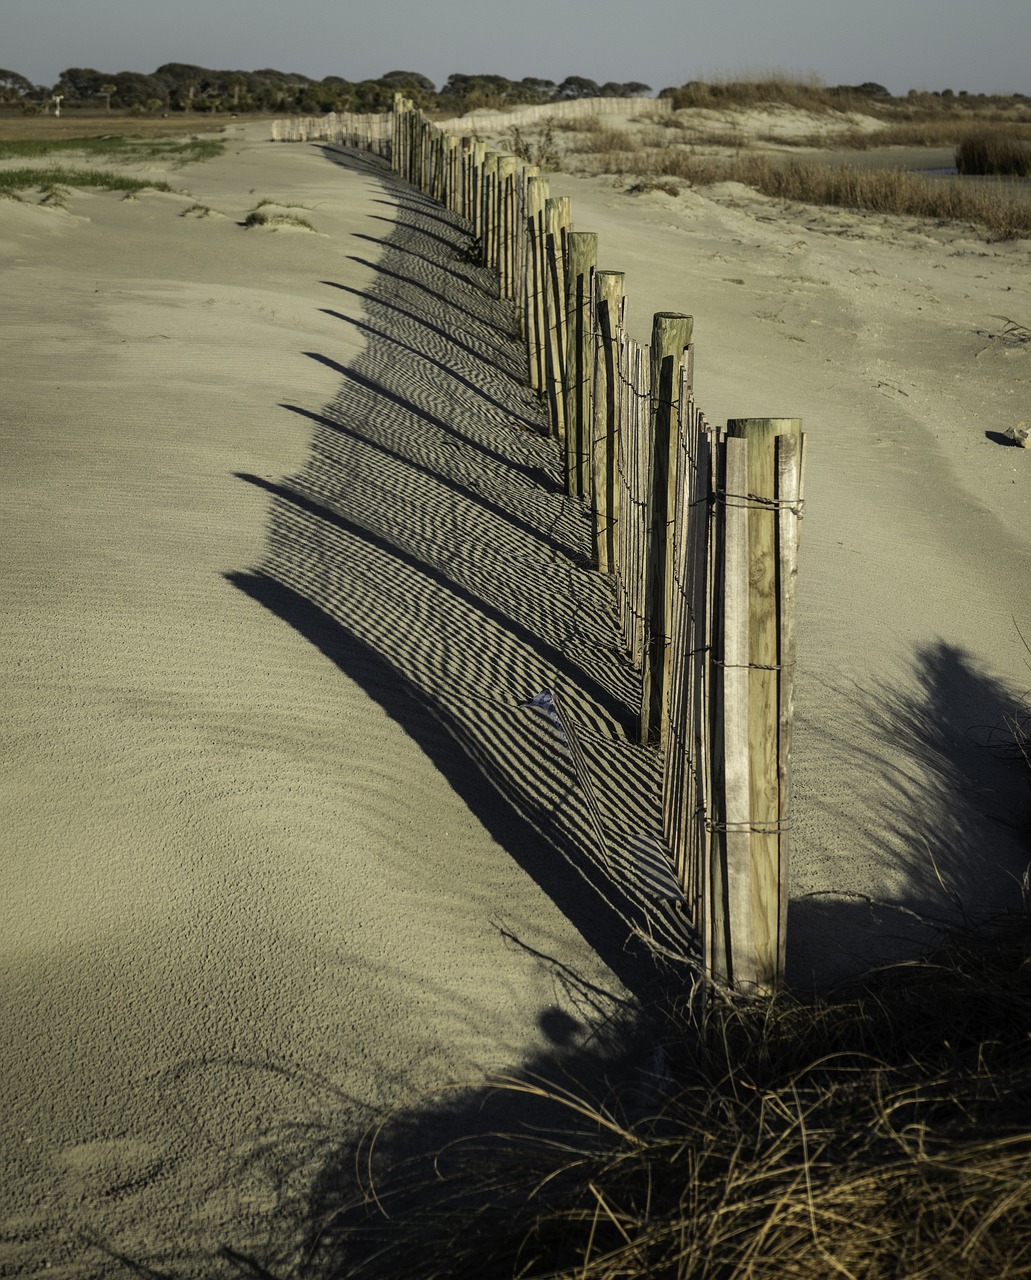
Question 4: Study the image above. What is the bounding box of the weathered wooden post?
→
[564,232,597,497]
[482,152,500,272]
[524,176,548,396]
[391,94,403,174]
[591,270,625,571]
[719,416,803,993]
[497,155,518,300]
[640,313,694,747]
[514,165,537,338]
[544,196,571,438]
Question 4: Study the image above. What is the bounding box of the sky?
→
[3,0,1029,98]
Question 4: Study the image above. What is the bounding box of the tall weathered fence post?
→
[640,313,694,746]
[591,270,624,572]
[717,417,803,993]
[544,196,571,439]
[497,155,518,300]
[524,176,548,397]
[564,232,597,498]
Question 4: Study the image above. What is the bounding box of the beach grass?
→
[562,135,1031,239]
[0,136,224,164]
[242,206,315,230]
[0,166,175,198]
[330,905,1031,1279]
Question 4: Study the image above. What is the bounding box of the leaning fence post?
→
[591,270,624,571]
[723,416,803,993]
[564,231,597,498]
[640,313,694,747]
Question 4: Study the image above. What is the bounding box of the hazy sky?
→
[4,0,1028,97]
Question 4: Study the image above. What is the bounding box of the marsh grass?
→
[747,159,1031,238]
[0,166,174,198]
[957,133,1031,178]
[0,136,224,165]
[328,907,1031,1279]
[566,141,1031,239]
[785,120,1031,151]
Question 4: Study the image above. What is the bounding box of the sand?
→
[1,117,1030,1273]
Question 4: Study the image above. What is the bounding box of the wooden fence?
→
[271,111,392,154]
[276,98,805,993]
[434,94,672,134]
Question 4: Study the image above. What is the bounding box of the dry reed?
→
[957,133,1031,178]
[564,138,1031,240]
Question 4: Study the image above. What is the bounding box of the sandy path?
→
[0,131,639,1276]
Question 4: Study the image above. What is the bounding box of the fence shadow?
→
[228,148,694,997]
[789,640,1030,986]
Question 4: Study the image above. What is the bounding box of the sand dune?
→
[1,119,1029,1273]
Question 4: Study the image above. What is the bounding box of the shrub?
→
[505,121,559,170]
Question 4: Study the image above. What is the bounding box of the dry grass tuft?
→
[325,907,1031,1278]
[566,141,1031,240]
[505,121,560,170]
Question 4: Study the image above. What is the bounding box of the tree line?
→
[0,65,653,115]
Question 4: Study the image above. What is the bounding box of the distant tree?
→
[556,75,600,99]
[516,76,558,103]
[56,67,107,99]
[598,80,652,97]
[113,70,166,108]
[226,73,248,109]
[350,78,400,112]
[379,70,435,93]
[0,69,33,101]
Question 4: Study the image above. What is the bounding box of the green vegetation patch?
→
[0,136,224,165]
[0,166,174,198]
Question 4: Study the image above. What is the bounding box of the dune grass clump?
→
[0,136,224,165]
[329,908,1031,1279]
[957,132,1031,177]
[242,206,315,230]
[0,166,174,199]
[505,122,560,170]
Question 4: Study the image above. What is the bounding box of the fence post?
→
[497,155,518,300]
[722,417,803,993]
[591,270,624,571]
[564,232,597,498]
[640,313,694,747]
[524,176,547,396]
[544,196,571,439]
